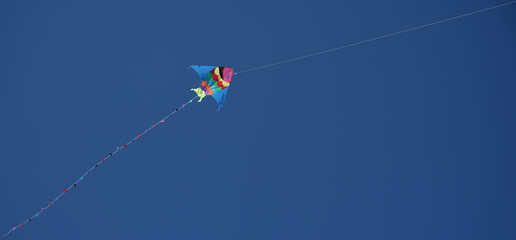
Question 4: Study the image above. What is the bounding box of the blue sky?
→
[1,0,515,239]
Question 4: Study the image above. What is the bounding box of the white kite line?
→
[235,1,516,74]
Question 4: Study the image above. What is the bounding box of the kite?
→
[190,65,234,110]
[2,65,234,238]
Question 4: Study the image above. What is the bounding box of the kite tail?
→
[2,95,198,239]
[190,88,206,102]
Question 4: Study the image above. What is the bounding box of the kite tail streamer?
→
[2,96,199,239]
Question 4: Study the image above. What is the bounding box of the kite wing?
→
[190,65,234,110]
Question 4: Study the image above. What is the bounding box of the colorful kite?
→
[2,65,234,238]
[190,65,234,110]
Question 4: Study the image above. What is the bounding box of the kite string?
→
[234,0,516,75]
[2,95,199,239]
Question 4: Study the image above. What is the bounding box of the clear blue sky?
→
[1,0,515,239]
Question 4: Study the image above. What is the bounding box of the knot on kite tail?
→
[190,88,205,102]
